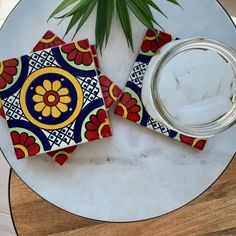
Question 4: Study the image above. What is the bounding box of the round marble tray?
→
[0,0,235,222]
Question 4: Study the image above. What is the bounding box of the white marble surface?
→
[0,0,235,222]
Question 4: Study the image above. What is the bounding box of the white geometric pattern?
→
[129,61,148,88]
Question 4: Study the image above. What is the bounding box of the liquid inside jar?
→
[157,48,236,127]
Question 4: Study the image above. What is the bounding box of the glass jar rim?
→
[150,38,236,137]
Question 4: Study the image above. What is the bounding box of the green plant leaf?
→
[166,0,183,9]
[48,0,78,20]
[126,0,156,33]
[116,0,133,49]
[145,0,167,18]
[96,0,107,52]
[105,0,114,45]
[55,0,90,22]
[49,0,181,52]
[63,11,84,37]
[131,0,162,28]
[72,0,97,39]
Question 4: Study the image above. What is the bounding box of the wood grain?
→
[9,154,236,236]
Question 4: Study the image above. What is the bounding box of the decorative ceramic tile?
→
[33,31,122,164]
[0,40,112,158]
[114,29,207,150]
[0,31,122,164]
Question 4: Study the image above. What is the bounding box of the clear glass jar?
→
[142,38,236,138]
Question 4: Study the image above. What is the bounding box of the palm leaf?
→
[116,0,133,49]
[49,0,181,52]
[105,0,114,45]
[166,0,183,9]
[145,0,167,18]
[126,0,156,33]
[48,0,78,20]
[72,0,97,39]
[96,0,107,52]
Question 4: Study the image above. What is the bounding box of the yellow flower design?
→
[33,79,71,118]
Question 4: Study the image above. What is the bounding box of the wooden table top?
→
[10,154,236,236]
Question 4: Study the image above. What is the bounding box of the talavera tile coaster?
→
[0,31,122,165]
[114,29,207,150]
[0,39,112,158]
[33,31,122,164]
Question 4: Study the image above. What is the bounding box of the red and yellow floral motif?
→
[61,40,93,66]
[33,80,71,118]
[114,92,141,123]
[33,31,65,51]
[85,109,112,141]
[90,45,100,69]
[11,131,40,159]
[141,29,172,53]
[0,100,5,118]
[99,75,122,109]
[48,146,77,166]
[180,135,207,150]
[0,58,18,89]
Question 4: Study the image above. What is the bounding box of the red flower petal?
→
[180,135,194,146]
[82,52,93,66]
[101,86,109,92]
[100,125,112,137]
[4,67,17,76]
[146,29,156,37]
[62,44,75,53]
[128,105,141,113]
[120,93,131,106]
[151,40,158,53]
[99,76,112,87]
[141,40,151,53]
[48,146,76,165]
[112,85,122,98]
[4,59,18,67]
[105,97,114,109]
[11,131,20,145]
[85,130,99,141]
[126,98,138,109]
[127,113,140,123]
[54,37,65,46]
[1,72,13,84]
[49,42,56,48]
[194,140,207,150]
[0,77,7,89]
[90,114,101,126]
[159,31,172,44]
[78,40,89,50]
[90,45,97,55]
[68,49,78,61]
[75,52,83,65]
[19,133,29,145]
[0,107,5,118]
[86,122,99,131]
[44,31,55,39]
[24,136,36,147]
[55,154,68,166]
[114,105,125,117]
[64,146,77,153]
[27,143,40,156]
[97,109,107,123]
[15,148,25,159]
[103,91,109,98]
[33,42,44,52]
